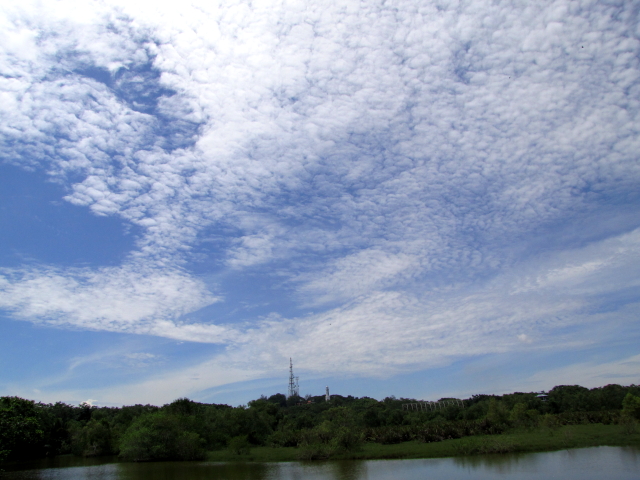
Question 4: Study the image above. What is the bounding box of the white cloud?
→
[522,354,640,392]
[195,228,640,380]
[510,228,640,295]
[299,249,417,305]
[3,0,638,275]
[0,0,639,399]
[27,358,267,406]
[0,263,230,342]
[517,334,533,344]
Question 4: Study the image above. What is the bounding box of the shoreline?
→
[206,424,640,463]
[2,424,638,470]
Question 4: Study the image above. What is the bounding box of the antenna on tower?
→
[288,358,299,398]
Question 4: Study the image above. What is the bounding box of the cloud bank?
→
[1,0,639,397]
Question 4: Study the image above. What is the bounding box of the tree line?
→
[2,384,639,463]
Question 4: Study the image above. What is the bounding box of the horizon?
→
[5,374,635,409]
[6,379,632,408]
[1,0,639,408]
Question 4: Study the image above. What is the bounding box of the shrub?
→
[227,435,251,455]
[620,415,638,435]
[297,442,333,460]
[330,426,363,451]
[267,428,300,447]
[555,411,620,425]
[296,419,363,459]
[479,438,519,454]
[540,414,561,435]
[452,437,519,455]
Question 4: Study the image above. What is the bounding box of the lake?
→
[3,446,639,480]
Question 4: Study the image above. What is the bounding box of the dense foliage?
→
[1,384,639,463]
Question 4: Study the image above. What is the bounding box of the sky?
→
[0,0,639,407]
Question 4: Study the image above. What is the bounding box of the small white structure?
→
[325,386,330,402]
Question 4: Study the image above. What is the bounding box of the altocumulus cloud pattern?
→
[0,0,639,404]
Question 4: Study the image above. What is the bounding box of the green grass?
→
[207,446,299,462]
[348,424,640,460]
[206,424,640,462]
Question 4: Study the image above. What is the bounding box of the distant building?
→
[325,386,330,402]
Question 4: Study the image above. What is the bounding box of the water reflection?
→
[4,446,640,480]
[275,460,366,480]
[324,460,366,480]
[118,461,276,480]
[3,463,119,480]
[618,446,640,469]
[450,446,640,479]
[5,455,120,472]
[452,450,544,475]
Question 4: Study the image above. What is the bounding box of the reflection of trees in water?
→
[213,461,275,480]
[452,451,539,474]
[450,447,640,477]
[282,460,366,480]
[329,460,366,480]
[118,461,276,480]
[618,446,640,469]
[6,448,640,480]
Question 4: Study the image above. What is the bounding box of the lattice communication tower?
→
[287,358,299,398]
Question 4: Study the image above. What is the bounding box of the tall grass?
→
[207,424,640,462]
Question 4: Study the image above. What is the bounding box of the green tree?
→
[509,403,539,429]
[165,398,203,417]
[548,385,591,413]
[267,393,287,407]
[69,419,114,456]
[119,412,205,461]
[286,394,304,407]
[297,406,363,459]
[622,393,640,420]
[0,397,45,461]
[620,393,640,434]
[486,398,508,425]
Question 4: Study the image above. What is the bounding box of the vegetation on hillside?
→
[1,384,639,463]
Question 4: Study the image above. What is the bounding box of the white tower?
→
[325,386,330,402]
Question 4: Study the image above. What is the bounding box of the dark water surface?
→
[3,446,639,480]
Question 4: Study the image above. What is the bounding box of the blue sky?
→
[1,0,639,407]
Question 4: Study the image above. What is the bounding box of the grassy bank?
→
[206,424,640,462]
